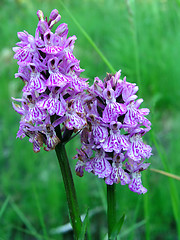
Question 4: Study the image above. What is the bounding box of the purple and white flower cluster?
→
[12,9,152,194]
[12,9,88,152]
[74,72,152,194]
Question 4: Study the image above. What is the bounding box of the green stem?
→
[107,184,116,240]
[55,142,82,239]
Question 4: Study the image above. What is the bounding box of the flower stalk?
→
[55,140,82,239]
[107,184,116,240]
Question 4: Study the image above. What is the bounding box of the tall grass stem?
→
[125,0,141,93]
[32,185,49,240]
[60,0,116,74]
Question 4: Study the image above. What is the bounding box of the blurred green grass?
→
[0,0,180,239]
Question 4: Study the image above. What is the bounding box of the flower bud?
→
[37,20,49,34]
[17,32,28,41]
[49,15,61,29]
[37,10,44,21]
[55,23,68,37]
[49,9,59,21]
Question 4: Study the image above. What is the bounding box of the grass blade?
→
[59,0,116,74]
[111,213,125,239]
[79,208,89,240]
[150,168,180,181]
[11,225,55,240]
[10,201,41,239]
[129,198,142,240]
[119,219,146,238]
[0,196,10,219]
[32,184,49,240]
[125,0,141,90]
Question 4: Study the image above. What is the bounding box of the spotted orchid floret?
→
[102,121,130,153]
[103,81,127,123]
[125,159,150,194]
[105,154,131,185]
[74,71,152,194]
[12,9,88,152]
[85,149,112,178]
[127,133,152,161]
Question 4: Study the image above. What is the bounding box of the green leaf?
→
[110,213,125,239]
[79,209,89,240]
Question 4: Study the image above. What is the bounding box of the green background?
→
[0,0,180,239]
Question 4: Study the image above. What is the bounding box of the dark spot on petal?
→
[27,95,32,102]
[107,90,111,98]
[51,59,55,66]
[30,65,35,72]
[113,123,118,129]
[68,101,73,108]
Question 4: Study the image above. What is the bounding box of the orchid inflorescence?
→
[12,9,88,152]
[74,72,152,194]
[12,9,152,194]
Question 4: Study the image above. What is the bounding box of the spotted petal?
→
[127,135,152,161]
[40,46,64,54]
[37,97,66,116]
[65,113,86,130]
[29,75,46,93]
[103,103,126,123]
[129,172,147,194]
[85,155,112,178]
[46,72,70,88]
[14,47,32,65]
[92,124,108,144]
[75,160,85,177]
[29,105,47,121]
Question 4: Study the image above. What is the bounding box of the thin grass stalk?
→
[107,184,116,240]
[125,2,151,239]
[59,0,116,74]
[32,185,49,240]
[129,197,141,240]
[11,225,55,240]
[10,201,39,238]
[0,196,10,219]
[150,168,180,181]
[125,0,141,93]
[119,219,146,238]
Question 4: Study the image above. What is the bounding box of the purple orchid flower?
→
[75,71,152,194]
